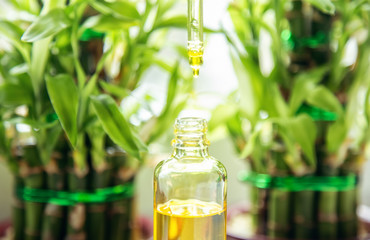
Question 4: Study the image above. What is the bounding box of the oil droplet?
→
[188,48,203,78]
[192,67,200,78]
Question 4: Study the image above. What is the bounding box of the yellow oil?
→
[188,48,203,78]
[154,199,226,240]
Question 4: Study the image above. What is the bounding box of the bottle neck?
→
[171,133,210,158]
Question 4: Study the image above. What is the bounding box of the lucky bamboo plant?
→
[211,0,370,239]
[0,0,192,239]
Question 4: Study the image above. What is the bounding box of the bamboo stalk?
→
[107,148,135,240]
[42,153,67,240]
[13,176,25,240]
[338,188,358,239]
[318,190,338,240]
[337,156,360,239]
[66,160,88,240]
[86,163,112,240]
[108,190,135,240]
[250,187,268,236]
[267,148,292,239]
[267,189,292,239]
[293,191,316,239]
[21,145,45,240]
[287,0,332,72]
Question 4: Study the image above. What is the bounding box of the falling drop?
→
[188,47,203,78]
[192,67,200,78]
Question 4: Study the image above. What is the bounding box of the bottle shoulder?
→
[154,155,227,178]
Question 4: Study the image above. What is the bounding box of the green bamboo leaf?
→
[163,62,179,114]
[90,94,147,160]
[0,120,17,173]
[0,121,9,156]
[0,21,25,42]
[240,128,261,159]
[0,21,31,62]
[153,58,173,72]
[228,6,250,47]
[21,8,71,42]
[268,83,289,118]
[82,15,139,32]
[6,117,58,129]
[280,115,317,168]
[154,15,187,29]
[289,67,328,115]
[231,52,263,124]
[148,97,188,144]
[175,45,189,59]
[302,0,335,15]
[306,85,343,116]
[99,81,130,99]
[209,104,238,132]
[0,83,33,106]
[226,113,246,154]
[157,0,176,17]
[326,120,347,153]
[246,123,272,173]
[30,38,52,100]
[39,125,62,165]
[277,127,307,175]
[91,1,140,19]
[46,74,79,147]
[7,0,40,14]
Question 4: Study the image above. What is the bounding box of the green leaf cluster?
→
[0,0,193,172]
[213,0,370,175]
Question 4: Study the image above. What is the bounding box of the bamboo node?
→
[111,203,129,214]
[118,167,136,182]
[45,203,64,218]
[44,158,60,174]
[69,166,89,178]
[88,204,106,213]
[318,213,338,223]
[267,221,290,231]
[25,229,41,237]
[19,161,43,178]
[93,161,110,173]
[65,232,86,240]
[69,204,86,229]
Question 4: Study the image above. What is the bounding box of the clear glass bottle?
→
[153,117,227,240]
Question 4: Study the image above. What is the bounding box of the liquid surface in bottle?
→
[188,48,203,78]
[154,199,226,240]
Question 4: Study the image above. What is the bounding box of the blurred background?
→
[0,0,369,239]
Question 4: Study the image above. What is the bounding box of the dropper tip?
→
[192,67,200,78]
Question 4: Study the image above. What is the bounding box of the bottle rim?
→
[174,117,207,133]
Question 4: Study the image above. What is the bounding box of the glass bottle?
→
[153,117,227,240]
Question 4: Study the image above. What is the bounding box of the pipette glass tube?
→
[188,0,203,78]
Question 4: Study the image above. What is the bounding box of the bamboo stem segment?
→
[293,191,315,239]
[13,177,25,240]
[107,149,135,240]
[42,155,67,240]
[267,190,292,239]
[87,166,112,240]
[250,187,267,235]
[338,188,358,238]
[22,145,45,240]
[66,166,88,240]
[318,191,338,240]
